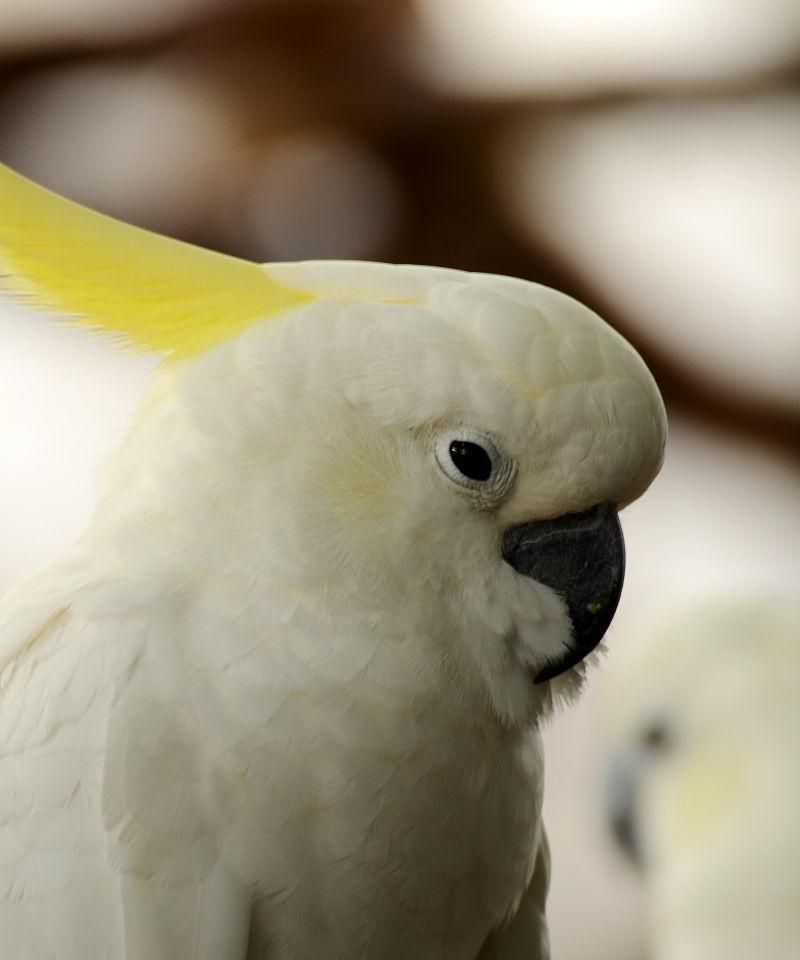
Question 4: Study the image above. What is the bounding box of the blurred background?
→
[1,2,798,958]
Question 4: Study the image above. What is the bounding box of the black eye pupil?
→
[449,440,493,481]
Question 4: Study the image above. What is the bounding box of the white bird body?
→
[0,549,546,960]
[0,165,665,958]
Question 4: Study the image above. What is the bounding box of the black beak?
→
[607,751,644,867]
[502,502,625,683]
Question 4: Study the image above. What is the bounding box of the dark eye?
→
[434,429,514,499]
[640,721,672,754]
[448,440,493,481]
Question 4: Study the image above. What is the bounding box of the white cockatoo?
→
[603,598,800,960]
[0,162,666,959]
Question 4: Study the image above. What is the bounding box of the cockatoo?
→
[603,598,800,960]
[0,162,665,959]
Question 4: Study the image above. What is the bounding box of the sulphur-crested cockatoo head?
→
[0,162,666,727]
[602,598,800,958]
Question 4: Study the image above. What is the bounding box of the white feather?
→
[1,262,665,958]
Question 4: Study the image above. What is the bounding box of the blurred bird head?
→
[603,598,800,868]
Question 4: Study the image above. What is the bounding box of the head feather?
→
[0,162,314,359]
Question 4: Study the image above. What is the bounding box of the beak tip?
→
[503,503,625,683]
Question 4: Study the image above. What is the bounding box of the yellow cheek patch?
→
[319,436,402,530]
[0,162,314,360]
[661,748,751,851]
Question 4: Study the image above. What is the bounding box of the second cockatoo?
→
[0,162,666,959]
[604,598,800,960]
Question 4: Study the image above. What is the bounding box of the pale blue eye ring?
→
[434,429,516,499]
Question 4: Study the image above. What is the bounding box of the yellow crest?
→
[0,163,314,359]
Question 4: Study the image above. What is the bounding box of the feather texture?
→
[0,219,668,956]
[0,162,313,358]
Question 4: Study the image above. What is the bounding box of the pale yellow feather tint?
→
[0,162,315,359]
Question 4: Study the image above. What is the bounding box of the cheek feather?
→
[652,747,755,861]
[318,442,402,529]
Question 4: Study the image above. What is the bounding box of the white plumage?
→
[602,598,800,960]
[1,235,665,957]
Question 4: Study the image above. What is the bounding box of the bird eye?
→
[640,721,672,754]
[434,430,515,500]
[448,440,492,481]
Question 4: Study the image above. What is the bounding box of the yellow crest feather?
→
[0,162,314,359]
